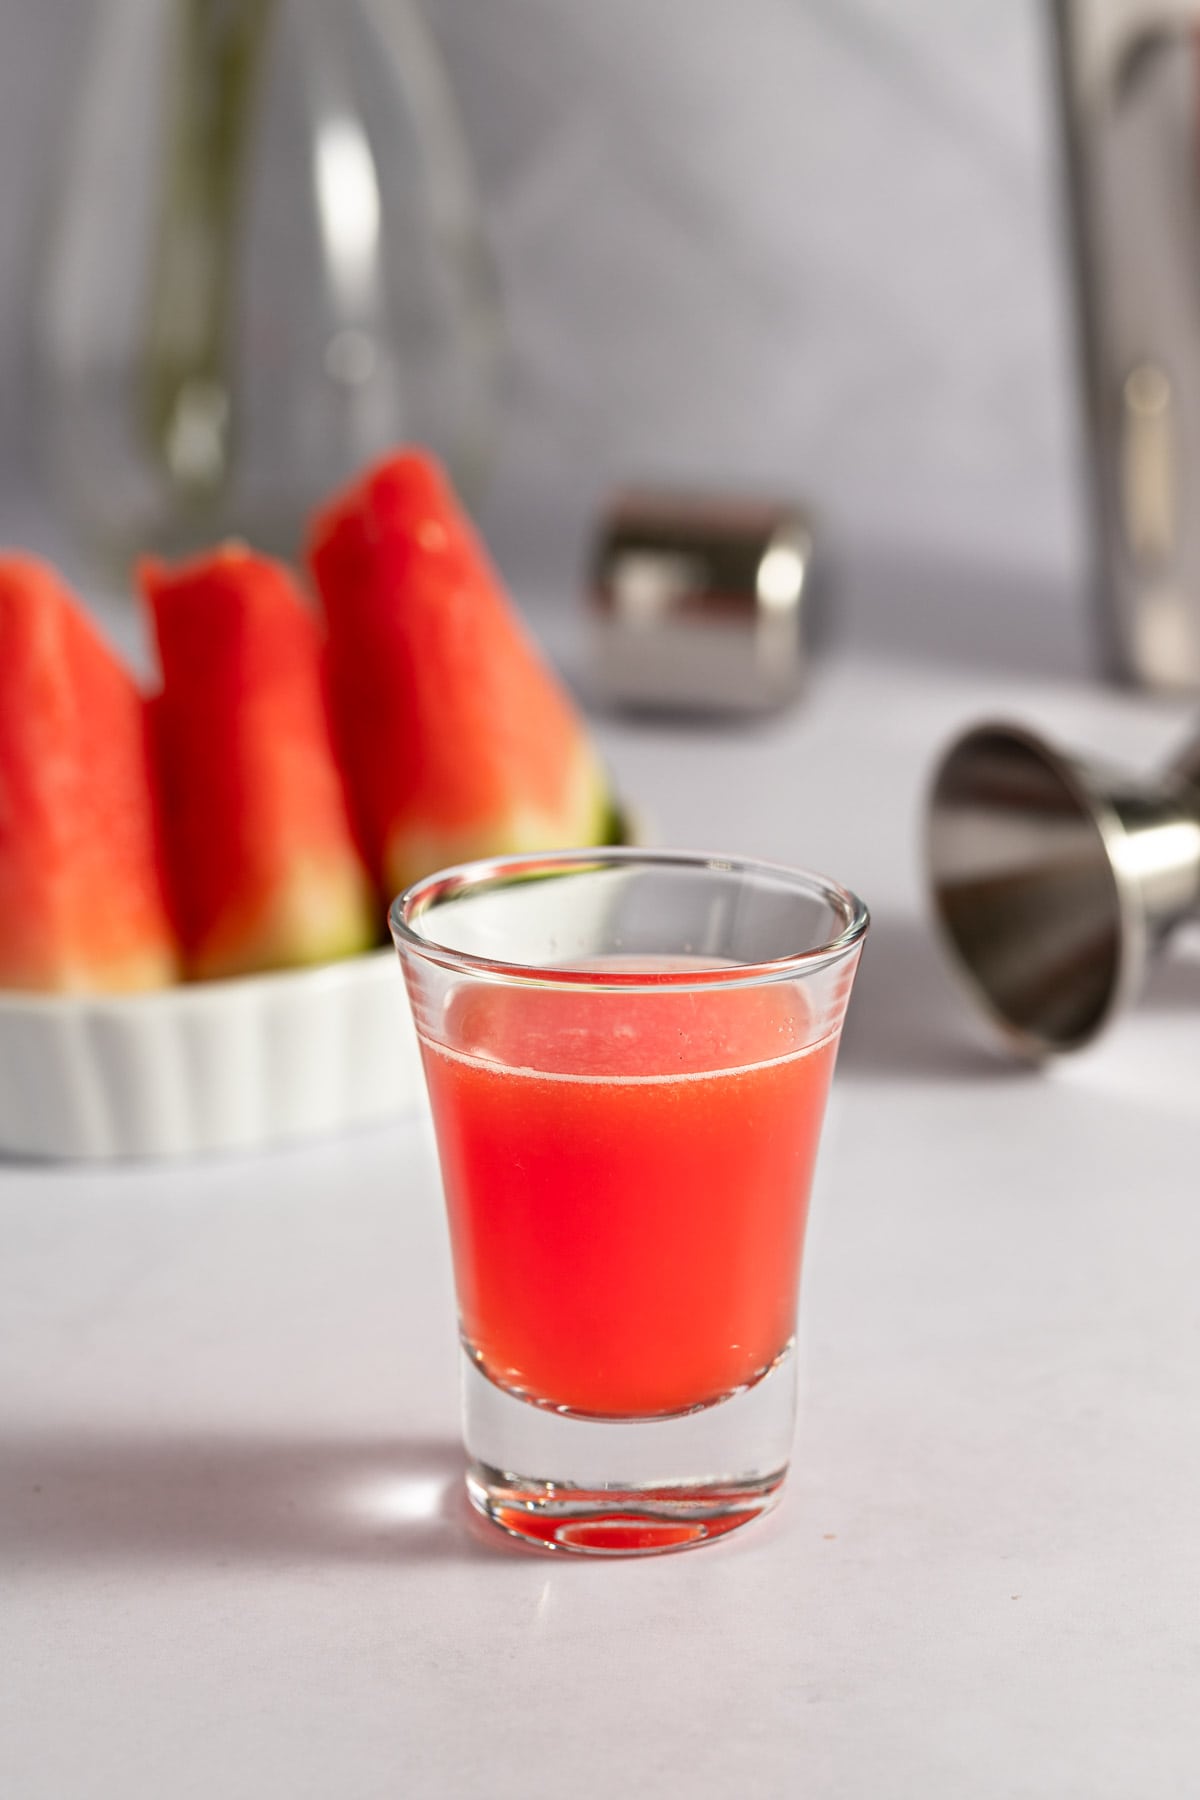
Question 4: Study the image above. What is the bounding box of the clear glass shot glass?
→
[390,849,868,1556]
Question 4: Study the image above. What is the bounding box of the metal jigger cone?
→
[926,721,1200,1057]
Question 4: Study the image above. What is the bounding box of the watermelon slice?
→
[307,450,613,897]
[142,545,376,980]
[0,555,178,992]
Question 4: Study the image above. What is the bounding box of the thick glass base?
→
[461,1341,796,1556]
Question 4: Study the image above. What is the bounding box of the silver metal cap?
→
[589,491,816,715]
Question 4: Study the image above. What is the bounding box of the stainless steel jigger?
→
[926,721,1200,1057]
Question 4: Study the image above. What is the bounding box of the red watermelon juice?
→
[418,968,839,1420]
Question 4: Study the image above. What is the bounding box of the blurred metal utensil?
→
[926,719,1200,1057]
[589,492,816,715]
[1055,0,1200,691]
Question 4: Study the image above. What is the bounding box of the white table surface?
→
[3,575,1199,1799]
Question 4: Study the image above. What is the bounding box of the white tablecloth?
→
[4,577,1198,1799]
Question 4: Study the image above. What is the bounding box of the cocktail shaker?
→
[1055,0,1200,691]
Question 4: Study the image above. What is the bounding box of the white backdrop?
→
[0,1,1084,612]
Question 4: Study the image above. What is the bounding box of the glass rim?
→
[389,846,869,991]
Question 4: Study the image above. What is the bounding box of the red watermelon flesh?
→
[142,545,376,980]
[0,554,178,992]
[307,450,612,897]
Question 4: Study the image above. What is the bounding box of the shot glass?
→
[390,848,867,1555]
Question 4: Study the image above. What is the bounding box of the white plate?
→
[0,948,420,1161]
[0,809,649,1162]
